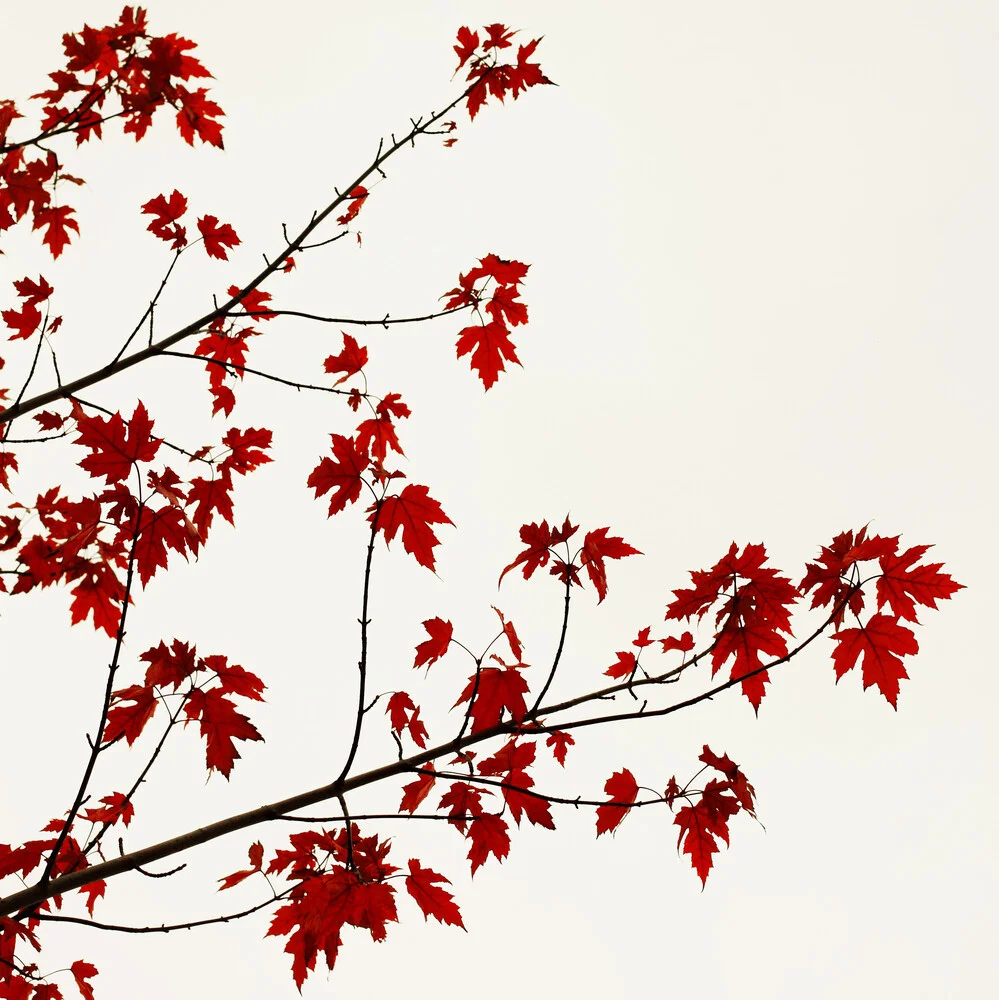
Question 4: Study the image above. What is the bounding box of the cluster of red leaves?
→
[0,6,224,258]
[799,527,962,707]
[670,747,757,886]
[193,286,276,416]
[308,334,453,570]
[0,401,271,635]
[0,819,107,918]
[102,638,265,777]
[2,275,58,343]
[228,826,461,989]
[453,25,553,120]
[666,542,798,712]
[499,515,641,602]
[663,529,962,709]
[442,253,530,389]
[142,189,240,259]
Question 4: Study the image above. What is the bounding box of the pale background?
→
[2,1,996,997]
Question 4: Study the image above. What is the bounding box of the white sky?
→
[2,1,997,997]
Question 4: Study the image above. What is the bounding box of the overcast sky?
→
[2,2,997,997]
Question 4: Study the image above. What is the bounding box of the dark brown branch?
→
[0,85,478,428]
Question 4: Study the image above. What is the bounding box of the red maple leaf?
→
[356,393,410,463]
[33,204,79,257]
[102,684,157,745]
[141,189,188,248]
[605,650,637,679]
[218,841,264,890]
[546,730,574,766]
[323,333,368,385]
[385,691,428,748]
[80,791,134,828]
[228,284,275,321]
[453,27,480,70]
[876,544,963,623]
[595,768,639,836]
[580,527,642,603]
[661,632,694,654]
[308,434,370,516]
[336,186,368,226]
[829,613,918,708]
[400,768,436,814]
[70,961,98,1000]
[454,663,529,732]
[405,859,465,928]
[673,775,745,887]
[72,400,161,483]
[197,214,239,259]
[466,813,510,875]
[413,617,453,669]
[184,687,263,778]
[456,318,520,390]
[175,86,225,148]
[369,485,453,571]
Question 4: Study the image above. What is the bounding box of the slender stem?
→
[336,499,382,784]
[528,571,573,716]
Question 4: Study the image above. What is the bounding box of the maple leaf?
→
[400,768,436,814]
[308,434,369,516]
[673,778,743,887]
[202,653,266,701]
[80,791,134,828]
[456,318,520,390]
[33,204,79,257]
[220,426,272,475]
[580,527,642,603]
[605,650,637,679]
[175,86,225,148]
[369,485,453,571]
[454,663,530,732]
[72,400,161,483]
[596,768,639,836]
[485,607,521,663]
[829,613,918,708]
[218,841,264,890]
[385,691,428,748]
[336,185,368,226]
[130,503,191,585]
[453,26,480,70]
[184,688,263,778]
[70,960,98,1000]
[102,684,157,745]
[498,516,578,586]
[413,617,453,669]
[356,393,410,463]
[661,631,694,654]
[405,859,465,928]
[546,730,574,766]
[197,214,239,259]
[33,410,66,431]
[140,639,198,689]
[141,189,188,248]
[323,333,369,385]
[466,813,510,875]
[0,450,17,492]
[876,544,963,623]
[229,284,275,321]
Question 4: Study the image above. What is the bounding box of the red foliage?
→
[0,14,964,996]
